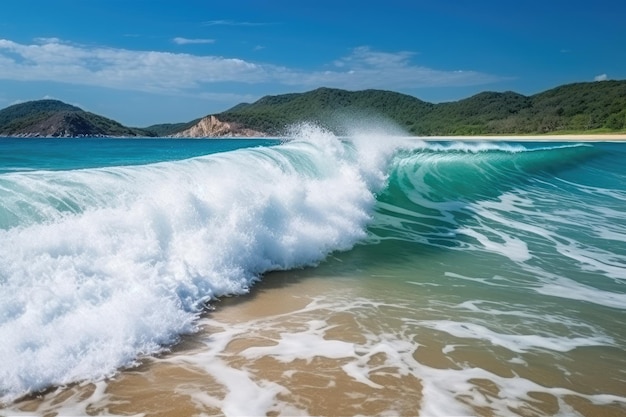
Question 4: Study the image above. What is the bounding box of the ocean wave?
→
[0,127,622,405]
[0,124,391,403]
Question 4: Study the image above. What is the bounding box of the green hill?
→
[0,99,152,137]
[143,120,201,137]
[2,80,624,138]
[218,87,434,135]
[216,81,626,136]
[0,100,80,129]
[417,91,532,135]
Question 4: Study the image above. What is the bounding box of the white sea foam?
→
[0,125,395,403]
[414,320,614,353]
[150,292,623,416]
[0,381,115,417]
[420,140,528,153]
[536,278,626,310]
[467,184,626,282]
[457,225,532,262]
[240,320,357,363]
[454,300,591,329]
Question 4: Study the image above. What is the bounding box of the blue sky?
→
[1,0,624,126]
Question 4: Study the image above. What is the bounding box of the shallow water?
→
[7,270,625,416]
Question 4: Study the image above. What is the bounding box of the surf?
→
[0,127,621,408]
[0,125,393,402]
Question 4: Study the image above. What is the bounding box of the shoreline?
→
[420,134,626,141]
[7,268,625,416]
[2,133,626,141]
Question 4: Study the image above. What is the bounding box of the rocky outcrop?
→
[170,115,265,138]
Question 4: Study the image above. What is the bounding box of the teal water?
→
[0,137,279,173]
[0,130,624,416]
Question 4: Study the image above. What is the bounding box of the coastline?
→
[2,133,626,141]
[421,133,626,141]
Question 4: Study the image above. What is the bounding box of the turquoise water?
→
[0,137,278,173]
[0,130,624,415]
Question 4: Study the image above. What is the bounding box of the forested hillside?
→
[217,81,626,136]
[0,100,151,137]
[2,80,624,137]
[143,120,200,137]
[218,87,434,135]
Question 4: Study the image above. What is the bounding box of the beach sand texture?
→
[8,269,626,417]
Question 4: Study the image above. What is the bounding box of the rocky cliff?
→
[170,115,265,138]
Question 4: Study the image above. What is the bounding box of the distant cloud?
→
[0,38,265,94]
[594,73,608,81]
[172,37,215,45]
[335,47,416,69]
[0,39,504,97]
[202,19,270,26]
[34,37,62,44]
[295,46,505,89]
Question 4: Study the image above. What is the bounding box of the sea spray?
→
[0,124,397,403]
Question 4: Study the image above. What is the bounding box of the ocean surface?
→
[0,127,625,416]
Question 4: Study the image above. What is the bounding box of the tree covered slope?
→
[217,81,626,136]
[0,100,151,137]
[1,80,624,138]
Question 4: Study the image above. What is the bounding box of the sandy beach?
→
[425,134,626,141]
[8,267,625,417]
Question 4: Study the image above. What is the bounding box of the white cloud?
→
[0,38,268,93]
[202,20,269,26]
[335,47,416,69]
[292,46,504,89]
[594,73,608,81]
[173,37,215,45]
[34,37,62,44]
[0,39,503,97]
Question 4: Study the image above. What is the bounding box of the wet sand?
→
[6,273,423,416]
[6,269,625,416]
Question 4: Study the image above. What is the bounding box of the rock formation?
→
[170,115,264,138]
